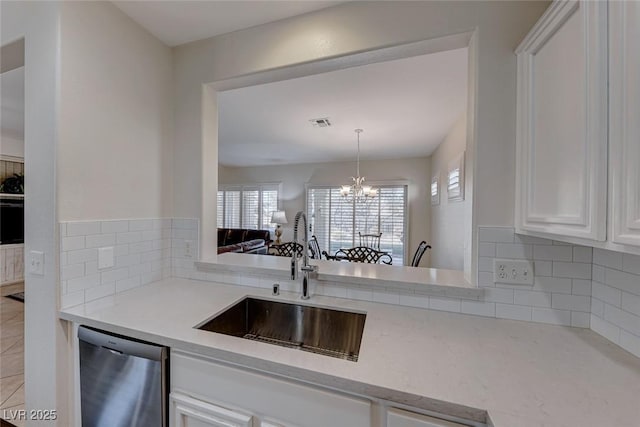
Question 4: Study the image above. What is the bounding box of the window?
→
[307,184,408,265]
[447,152,465,201]
[218,184,280,230]
[431,175,440,206]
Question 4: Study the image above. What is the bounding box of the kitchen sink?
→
[196,297,366,362]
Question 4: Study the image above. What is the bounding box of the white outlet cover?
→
[185,240,194,258]
[493,258,534,285]
[98,247,115,270]
[29,250,45,276]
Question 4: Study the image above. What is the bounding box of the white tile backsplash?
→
[474,228,640,358]
[589,245,640,358]
[533,245,573,262]
[514,290,552,308]
[476,228,596,329]
[59,217,180,308]
[496,303,532,321]
[461,300,495,317]
[532,307,571,326]
[593,248,623,270]
[552,261,592,279]
[58,222,640,360]
[429,296,461,312]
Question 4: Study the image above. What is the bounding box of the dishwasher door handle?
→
[103,347,123,355]
[79,326,166,361]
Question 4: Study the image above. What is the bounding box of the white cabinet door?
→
[609,0,640,247]
[171,351,371,427]
[387,408,467,427]
[515,0,608,241]
[171,392,253,427]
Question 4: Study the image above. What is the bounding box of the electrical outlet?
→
[184,240,194,258]
[29,251,45,276]
[493,259,534,285]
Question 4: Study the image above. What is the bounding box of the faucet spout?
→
[292,211,317,299]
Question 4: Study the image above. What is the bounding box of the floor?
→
[0,282,24,427]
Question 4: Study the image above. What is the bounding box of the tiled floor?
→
[0,282,24,427]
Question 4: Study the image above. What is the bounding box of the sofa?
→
[217,228,272,255]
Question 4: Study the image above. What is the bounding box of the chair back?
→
[335,246,392,265]
[411,241,431,267]
[269,242,304,257]
[308,235,322,259]
[358,232,382,250]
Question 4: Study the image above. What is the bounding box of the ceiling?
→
[0,67,24,140]
[113,1,343,47]
[218,47,468,167]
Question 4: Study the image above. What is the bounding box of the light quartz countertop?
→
[60,278,640,427]
[197,253,482,299]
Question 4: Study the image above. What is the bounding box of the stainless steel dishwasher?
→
[78,326,168,427]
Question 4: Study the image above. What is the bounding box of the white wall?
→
[58,1,174,221]
[1,1,176,423]
[430,115,467,270]
[219,157,431,265]
[172,1,549,259]
[0,133,24,158]
[1,1,66,424]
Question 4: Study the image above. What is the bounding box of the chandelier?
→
[340,129,378,202]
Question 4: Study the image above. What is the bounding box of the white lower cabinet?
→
[171,393,253,427]
[171,351,471,427]
[386,408,466,427]
[171,351,371,427]
[0,244,24,285]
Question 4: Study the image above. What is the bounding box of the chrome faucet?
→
[291,211,317,300]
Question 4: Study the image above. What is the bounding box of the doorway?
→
[0,38,25,427]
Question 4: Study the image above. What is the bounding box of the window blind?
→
[218,184,280,230]
[307,184,407,265]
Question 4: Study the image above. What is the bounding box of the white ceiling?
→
[218,48,468,167]
[0,67,24,139]
[113,1,343,47]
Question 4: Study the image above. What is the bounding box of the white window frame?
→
[218,182,282,229]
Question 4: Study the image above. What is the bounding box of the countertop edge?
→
[194,260,483,299]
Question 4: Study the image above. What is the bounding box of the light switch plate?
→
[29,251,45,275]
[494,259,534,285]
[184,240,194,258]
[98,247,115,270]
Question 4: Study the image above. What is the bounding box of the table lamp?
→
[270,211,288,244]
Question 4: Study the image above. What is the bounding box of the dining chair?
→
[358,232,382,250]
[334,246,392,265]
[410,241,431,267]
[268,242,304,257]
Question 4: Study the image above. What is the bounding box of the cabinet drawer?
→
[171,351,371,427]
[387,408,467,427]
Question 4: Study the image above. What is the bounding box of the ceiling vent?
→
[309,117,331,128]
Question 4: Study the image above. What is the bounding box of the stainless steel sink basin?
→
[196,297,366,362]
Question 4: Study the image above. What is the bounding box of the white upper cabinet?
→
[609,0,640,247]
[515,1,608,241]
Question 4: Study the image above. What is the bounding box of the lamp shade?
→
[271,210,288,225]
